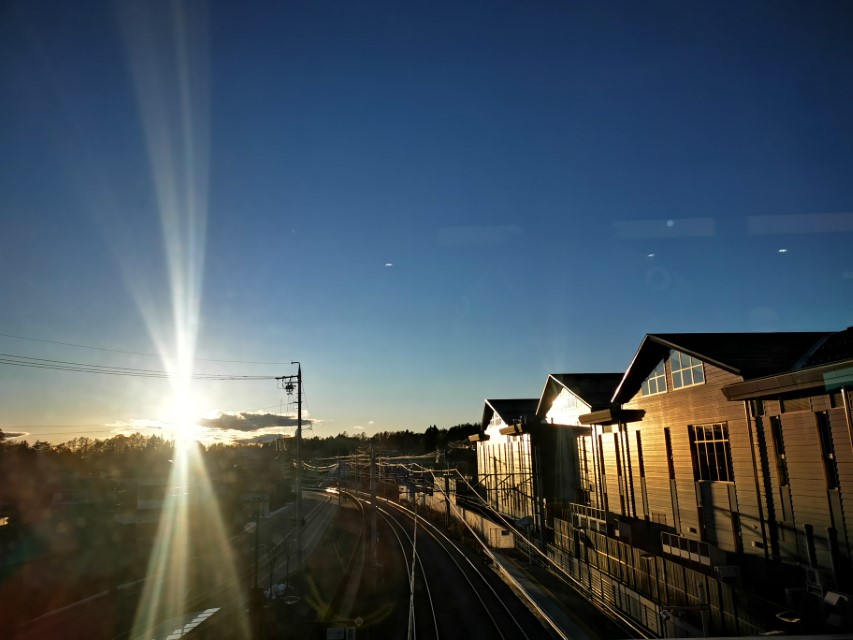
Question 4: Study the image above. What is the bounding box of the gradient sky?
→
[2,0,852,444]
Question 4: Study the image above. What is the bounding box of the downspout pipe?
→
[842,386,853,453]
[841,386,853,574]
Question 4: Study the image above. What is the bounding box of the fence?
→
[418,481,785,636]
[549,517,783,637]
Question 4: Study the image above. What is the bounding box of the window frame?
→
[816,411,839,490]
[768,415,789,487]
[670,350,705,390]
[689,423,734,483]
[641,360,667,396]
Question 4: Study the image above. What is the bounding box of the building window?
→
[635,431,646,478]
[689,423,734,482]
[560,390,577,409]
[768,416,789,487]
[641,360,667,396]
[664,427,676,479]
[670,350,705,389]
[816,412,839,490]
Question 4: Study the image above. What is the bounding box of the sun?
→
[163,389,206,445]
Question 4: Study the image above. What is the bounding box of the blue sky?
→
[1,1,852,444]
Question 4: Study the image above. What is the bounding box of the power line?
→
[0,353,276,381]
[0,331,291,365]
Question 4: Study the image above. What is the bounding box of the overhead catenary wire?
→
[0,353,276,381]
[0,330,291,365]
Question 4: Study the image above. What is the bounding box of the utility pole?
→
[407,497,418,640]
[444,446,450,528]
[296,362,302,574]
[250,504,262,639]
[276,362,303,574]
[253,505,261,589]
[370,447,378,585]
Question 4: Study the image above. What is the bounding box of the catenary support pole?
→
[296,362,302,573]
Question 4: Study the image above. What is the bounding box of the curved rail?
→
[445,469,649,639]
[349,490,531,640]
[374,506,440,640]
[380,499,528,640]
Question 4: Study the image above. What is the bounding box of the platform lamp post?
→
[276,362,303,574]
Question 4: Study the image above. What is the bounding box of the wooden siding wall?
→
[539,427,581,507]
[579,435,604,512]
[571,354,853,587]
[549,517,777,637]
[476,434,536,522]
[774,399,853,575]
[637,422,673,527]
[601,431,622,516]
[833,401,853,568]
[758,411,798,564]
[622,363,749,554]
[779,409,825,566]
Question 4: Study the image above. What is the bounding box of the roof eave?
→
[612,334,743,404]
[535,374,560,419]
[579,408,646,425]
[723,360,853,401]
[481,401,496,429]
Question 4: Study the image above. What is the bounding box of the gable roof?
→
[723,326,853,400]
[797,326,853,369]
[612,331,831,404]
[536,373,623,419]
[481,399,539,430]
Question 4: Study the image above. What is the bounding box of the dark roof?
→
[798,326,853,368]
[481,399,539,429]
[613,331,831,404]
[536,373,623,419]
[723,326,853,400]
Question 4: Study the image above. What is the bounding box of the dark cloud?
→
[199,412,312,432]
[233,433,287,445]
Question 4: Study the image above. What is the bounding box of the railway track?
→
[346,490,546,640]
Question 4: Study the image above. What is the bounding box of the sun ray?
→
[114,3,250,637]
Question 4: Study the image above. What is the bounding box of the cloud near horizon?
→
[200,411,314,432]
[232,432,289,445]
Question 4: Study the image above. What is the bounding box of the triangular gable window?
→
[546,387,588,425]
[641,360,667,396]
[670,350,705,389]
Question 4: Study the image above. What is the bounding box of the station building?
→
[471,327,853,636]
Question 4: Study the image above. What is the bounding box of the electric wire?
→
[0,353,276,381]
[0,331,291,365]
